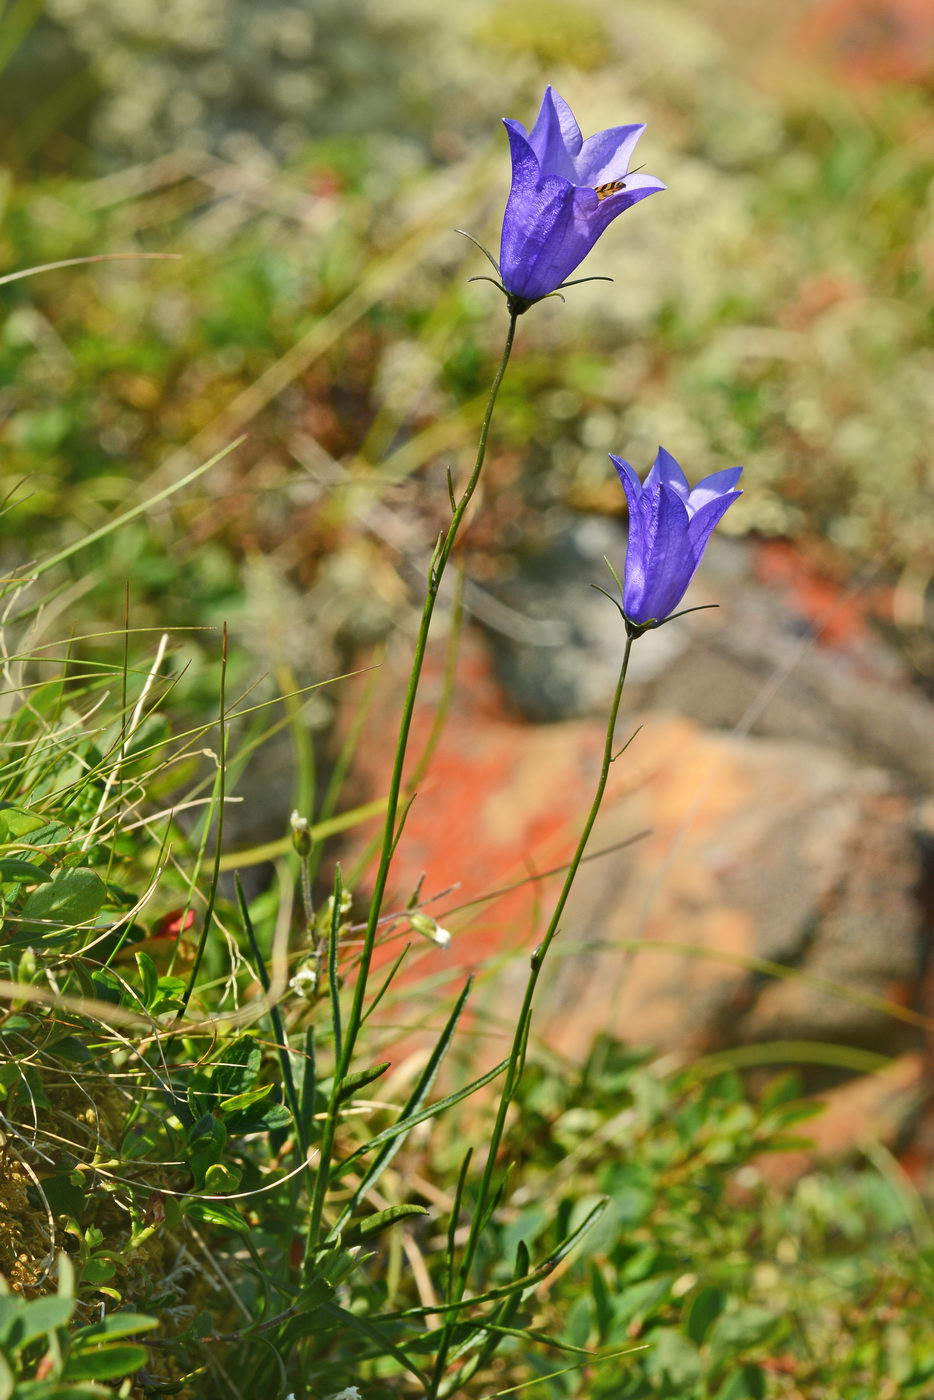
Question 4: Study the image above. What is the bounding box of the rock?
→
[478,513,635,723]
[539,714,925,1066]
[346,629,929,1078]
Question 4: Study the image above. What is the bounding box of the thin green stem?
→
[428,633,635,1398]
[176,623,228,1018]
[304,311,518,1257]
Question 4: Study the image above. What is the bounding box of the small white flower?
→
[409,913,452,948]
[326,1389,363,1400]
[289,963,318,999]
[289,810,309,836]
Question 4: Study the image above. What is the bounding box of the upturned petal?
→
[687,467,743,514]
[643,445,690,501]
[610,453,644,498]
[612,457,648,604]
[576,123,646,184]
[686,490,743,561]
[526,86,582,177]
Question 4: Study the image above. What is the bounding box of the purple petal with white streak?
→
[688,468,744,514]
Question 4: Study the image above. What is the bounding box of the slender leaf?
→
[64,1343,149,1379]
[320,1301,428,1388]
[341,1056,508,1164]
[342,1203,428,1244]
[336,979,473,1232]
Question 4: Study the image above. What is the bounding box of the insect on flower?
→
[496,87,665,308]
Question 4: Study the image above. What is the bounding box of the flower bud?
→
[409,913,452,948]
[290,809,312,857]
[315,885,352,937]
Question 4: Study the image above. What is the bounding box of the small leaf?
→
[91,967,125,995]
[74,1312,159,1343]
[83,1257,116,1285]
[218,1081,273,1114]
[7,1294,74,1350]
[343,1204,428,1244]
[0,858,51,884]
[204,1162,242,1192]
[57,1251,75,1298]
[222,1100,292,1134]
[685,1285,726,1345]
[714,1362,766,1399]
[646,1328,703,1389]
[757,1071,801,1113]
[337,1061,391,1104]
[0,806,46,839]
[20,867,107,930]
[211,1038,261,1096]
[184,1200,248,1233]
[64,1342,149,1380]
[0,1294,24,1350]
[135,951,158,1008]
[187,1115,227,1183]
[709,1306,782,1363]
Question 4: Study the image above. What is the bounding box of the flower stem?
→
[305,310,519,1255]
[428,632,635,1398]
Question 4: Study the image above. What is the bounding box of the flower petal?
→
[686,490,743,563]
[644,446,689,501]
[576,123,646,184]
[687,467,743,514]
[588,175,667,237]
[610,453,643,499]
[633,484,695,622]
[527,86,583,176]
[615,461,649,613]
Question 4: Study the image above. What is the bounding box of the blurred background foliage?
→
[1,0,932,712]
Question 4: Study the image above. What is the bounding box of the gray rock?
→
[479,513,684,722]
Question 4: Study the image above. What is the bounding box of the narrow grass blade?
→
[27,437,245,583]
[319,1301,428,1388]
[235,873,304,1151]
[334,978,473,1232]
[328,864,344,1066]
[341,1058,509,1164]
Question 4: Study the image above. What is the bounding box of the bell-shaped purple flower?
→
[611,448,743,628]
[499,86,665,306]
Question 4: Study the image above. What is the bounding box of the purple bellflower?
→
[610,448,742,634]
[498,86,665,310]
